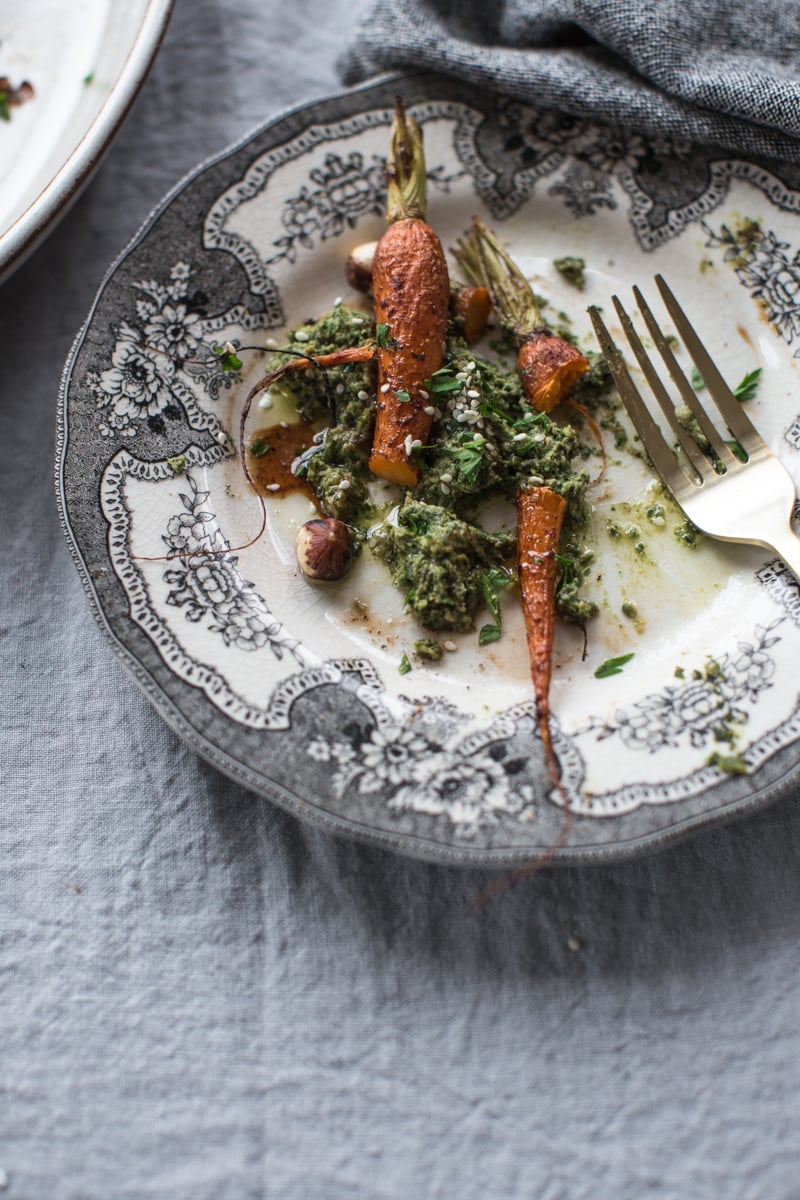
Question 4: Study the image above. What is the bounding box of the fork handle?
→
[762,530,800,584]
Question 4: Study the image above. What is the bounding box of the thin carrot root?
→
[467,483,577,905]
[517,486,565,703]
[238,344,375,493]
[565,398,607,482]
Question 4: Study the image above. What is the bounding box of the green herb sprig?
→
[478,566,514,646]
[594,652,635,679]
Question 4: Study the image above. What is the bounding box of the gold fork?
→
[588,276,800,580]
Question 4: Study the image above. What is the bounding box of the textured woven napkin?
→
[341,0,800,158]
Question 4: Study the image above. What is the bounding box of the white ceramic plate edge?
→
[0,0,175,283]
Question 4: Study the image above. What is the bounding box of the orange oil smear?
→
[736,323,755,351]
[247,420,318,501]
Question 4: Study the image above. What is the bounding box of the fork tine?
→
[654,274,769,460]
[611,294,708,479]
[632,285,738,469]
[587,306,693,497]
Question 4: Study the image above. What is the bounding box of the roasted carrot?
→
[454,217,589,413]
[368,97,450,486]
[454,219,592,792]
[345,240,489,345]
[516,486,566,762]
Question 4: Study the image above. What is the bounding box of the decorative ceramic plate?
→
[0,0,173,281]
[56,74,800,866]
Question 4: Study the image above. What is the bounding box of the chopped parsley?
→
[594,652,635,679]
[395,389,411,403]
[376,323,395,348]
[734,368,761,402]
[691,365,760,403]
[450,439,485,485]
[249,438,270,457]
[214,344,243,372]
[424,366,461,395]
[478,566,513,646]
[398,652,412,675]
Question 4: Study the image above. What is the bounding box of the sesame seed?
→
[529,475,544,485]
[338,478,351,490]
[411,438,422,448]
[472,434,485,444]
[265,337,277,347]
[223,340,236,355]
[381,383,391,393]
[466,361,476,371]
[280,421,289,429]
[467,389,480,399]
[352,317,365,325]
[215,431,227,445]
[266,483,281,492]
[454,412,468,422]
[404,434,413,456]
[440,472,453,483]
[443,640,457,652]
[533,432,546,443]
[336,383,345,394]
[420,389,429,400]
[357,390,369,401]
[294,330,310,342]
[334,296,342,306]
[513,432,528,442]
[455,372,467,381]
[440,482,450,495]
[423,405,435,416]
[258,393,274,409]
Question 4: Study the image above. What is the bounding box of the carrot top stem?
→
[454,217,543,342]
[385,95,427,224]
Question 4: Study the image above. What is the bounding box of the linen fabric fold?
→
[340,0,800,158]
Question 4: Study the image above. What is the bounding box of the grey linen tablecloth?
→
[3,1,800,1196]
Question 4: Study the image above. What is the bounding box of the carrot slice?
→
[517,330,590,414]
[452,284,491,344]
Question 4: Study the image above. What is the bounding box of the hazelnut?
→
[345,241,377,294]
[296,518,354,581]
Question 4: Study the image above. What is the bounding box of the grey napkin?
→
[341,0,800,159]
